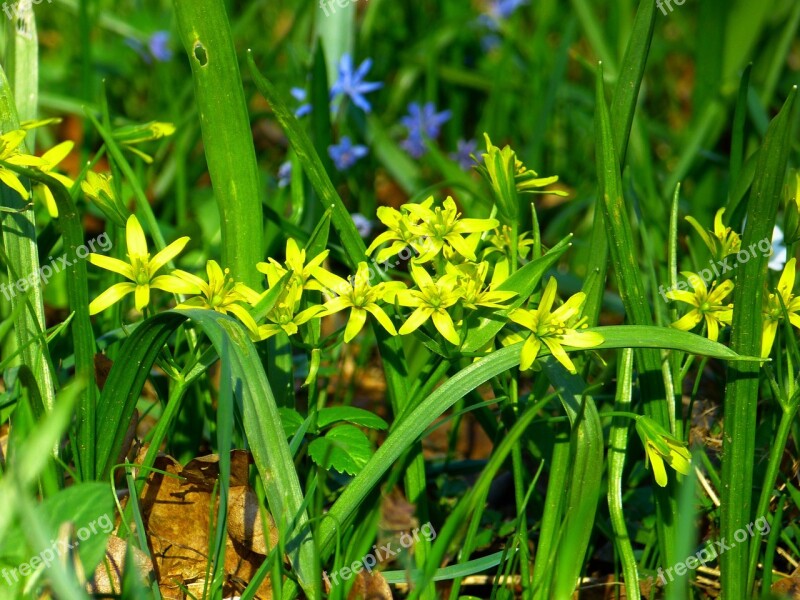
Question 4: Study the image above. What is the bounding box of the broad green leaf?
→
[316,407,388,430]
[172,0,263,286]
[308,425,373,475]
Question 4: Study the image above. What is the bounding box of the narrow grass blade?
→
[93,310,316,597]
[721,87,796,599]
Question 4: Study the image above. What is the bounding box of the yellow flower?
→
[483,226,535,261]
[761,257,800,358]
[635,416,691,487]
[88,215,198,314]
[0,129,46,199]
[257,238,329,291]
[507,277,603,374]
[175,260,261,335]
[447,261,516,310]
[685,208,741,260]
[405,196,498,263]
[34,141,75,218]
[312,262,405,342]
[365,200,431,264]
[256,283,325,340]
[81,171,128,227]
[396,264,463,345]
[666,272,734,342]
[113,121,177,163]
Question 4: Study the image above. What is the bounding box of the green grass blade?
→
[721,87,796,599]
[93,310,316,597]
[0,64,57,413]
[172,0,264,287]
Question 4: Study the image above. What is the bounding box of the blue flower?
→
[399,102,451,158]
[148,31,173,62]
[352,213,373,237]
[480,0,528,31]
[330,54,383,113]
[770,225,787,271]
[328,137,368,171]
[290,87,312,118]
[278,161,292,188]
[450,139,478,170]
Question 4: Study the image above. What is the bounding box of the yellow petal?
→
[343,307,368,342]
[135,284,151,311]
[398,307,433,335]
[519,334,542,371]
[41,141,74,168]
[89,282,135,315]
[126,215,148,258]
[88,254,136,280]
[761,320,778,358]
[151,274,201,295]
[0,168,29,198]
[431,309,460,345]
[648,446,668,487]
[206,260,225,290]
[364,303,397,335]
[226,303,260,336]
[542,337,577,374]
[312,266,349,294]
[149,237,190,275]
[671,310,703,332]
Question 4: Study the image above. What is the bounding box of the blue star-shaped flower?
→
[328,137,368,171]
[148,31,173,62]
[450,139,478,171]
[290,87,312,118]
[479,0,528,31]
[330,54,383,113]
[399,102,452,158]
[278,161,292,188]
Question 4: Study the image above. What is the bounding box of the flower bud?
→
[81,171,128,227]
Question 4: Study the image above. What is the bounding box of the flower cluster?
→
[87,195,601,374]
[669,208,800,357]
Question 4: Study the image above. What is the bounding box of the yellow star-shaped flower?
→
[0,129,46,199]
[312,262,405,342]
[257,238,329,290]
[396,264,463,345]
[666,273,734,342]
[256,283,325,341]
[635,416,691,487]
[88,214,198,314]
[761,257,800,358]
[176,260,262,335]
[685,208,741,260]
[507,277,603,374]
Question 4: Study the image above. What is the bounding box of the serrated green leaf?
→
[316,407,388,430]
[308,425,373,475]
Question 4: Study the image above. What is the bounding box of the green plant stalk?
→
[747,396,800,592]
[172,0,263,287]
[530,422,570,598]
[545,361,604,599]
[608,349,640,600]
[0,68,57,416]
[594,63,677,570]
[721,87,796,599]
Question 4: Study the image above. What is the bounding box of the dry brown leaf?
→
[85,534,153,595]
[346,570,393,600]
[137,451,277,599]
